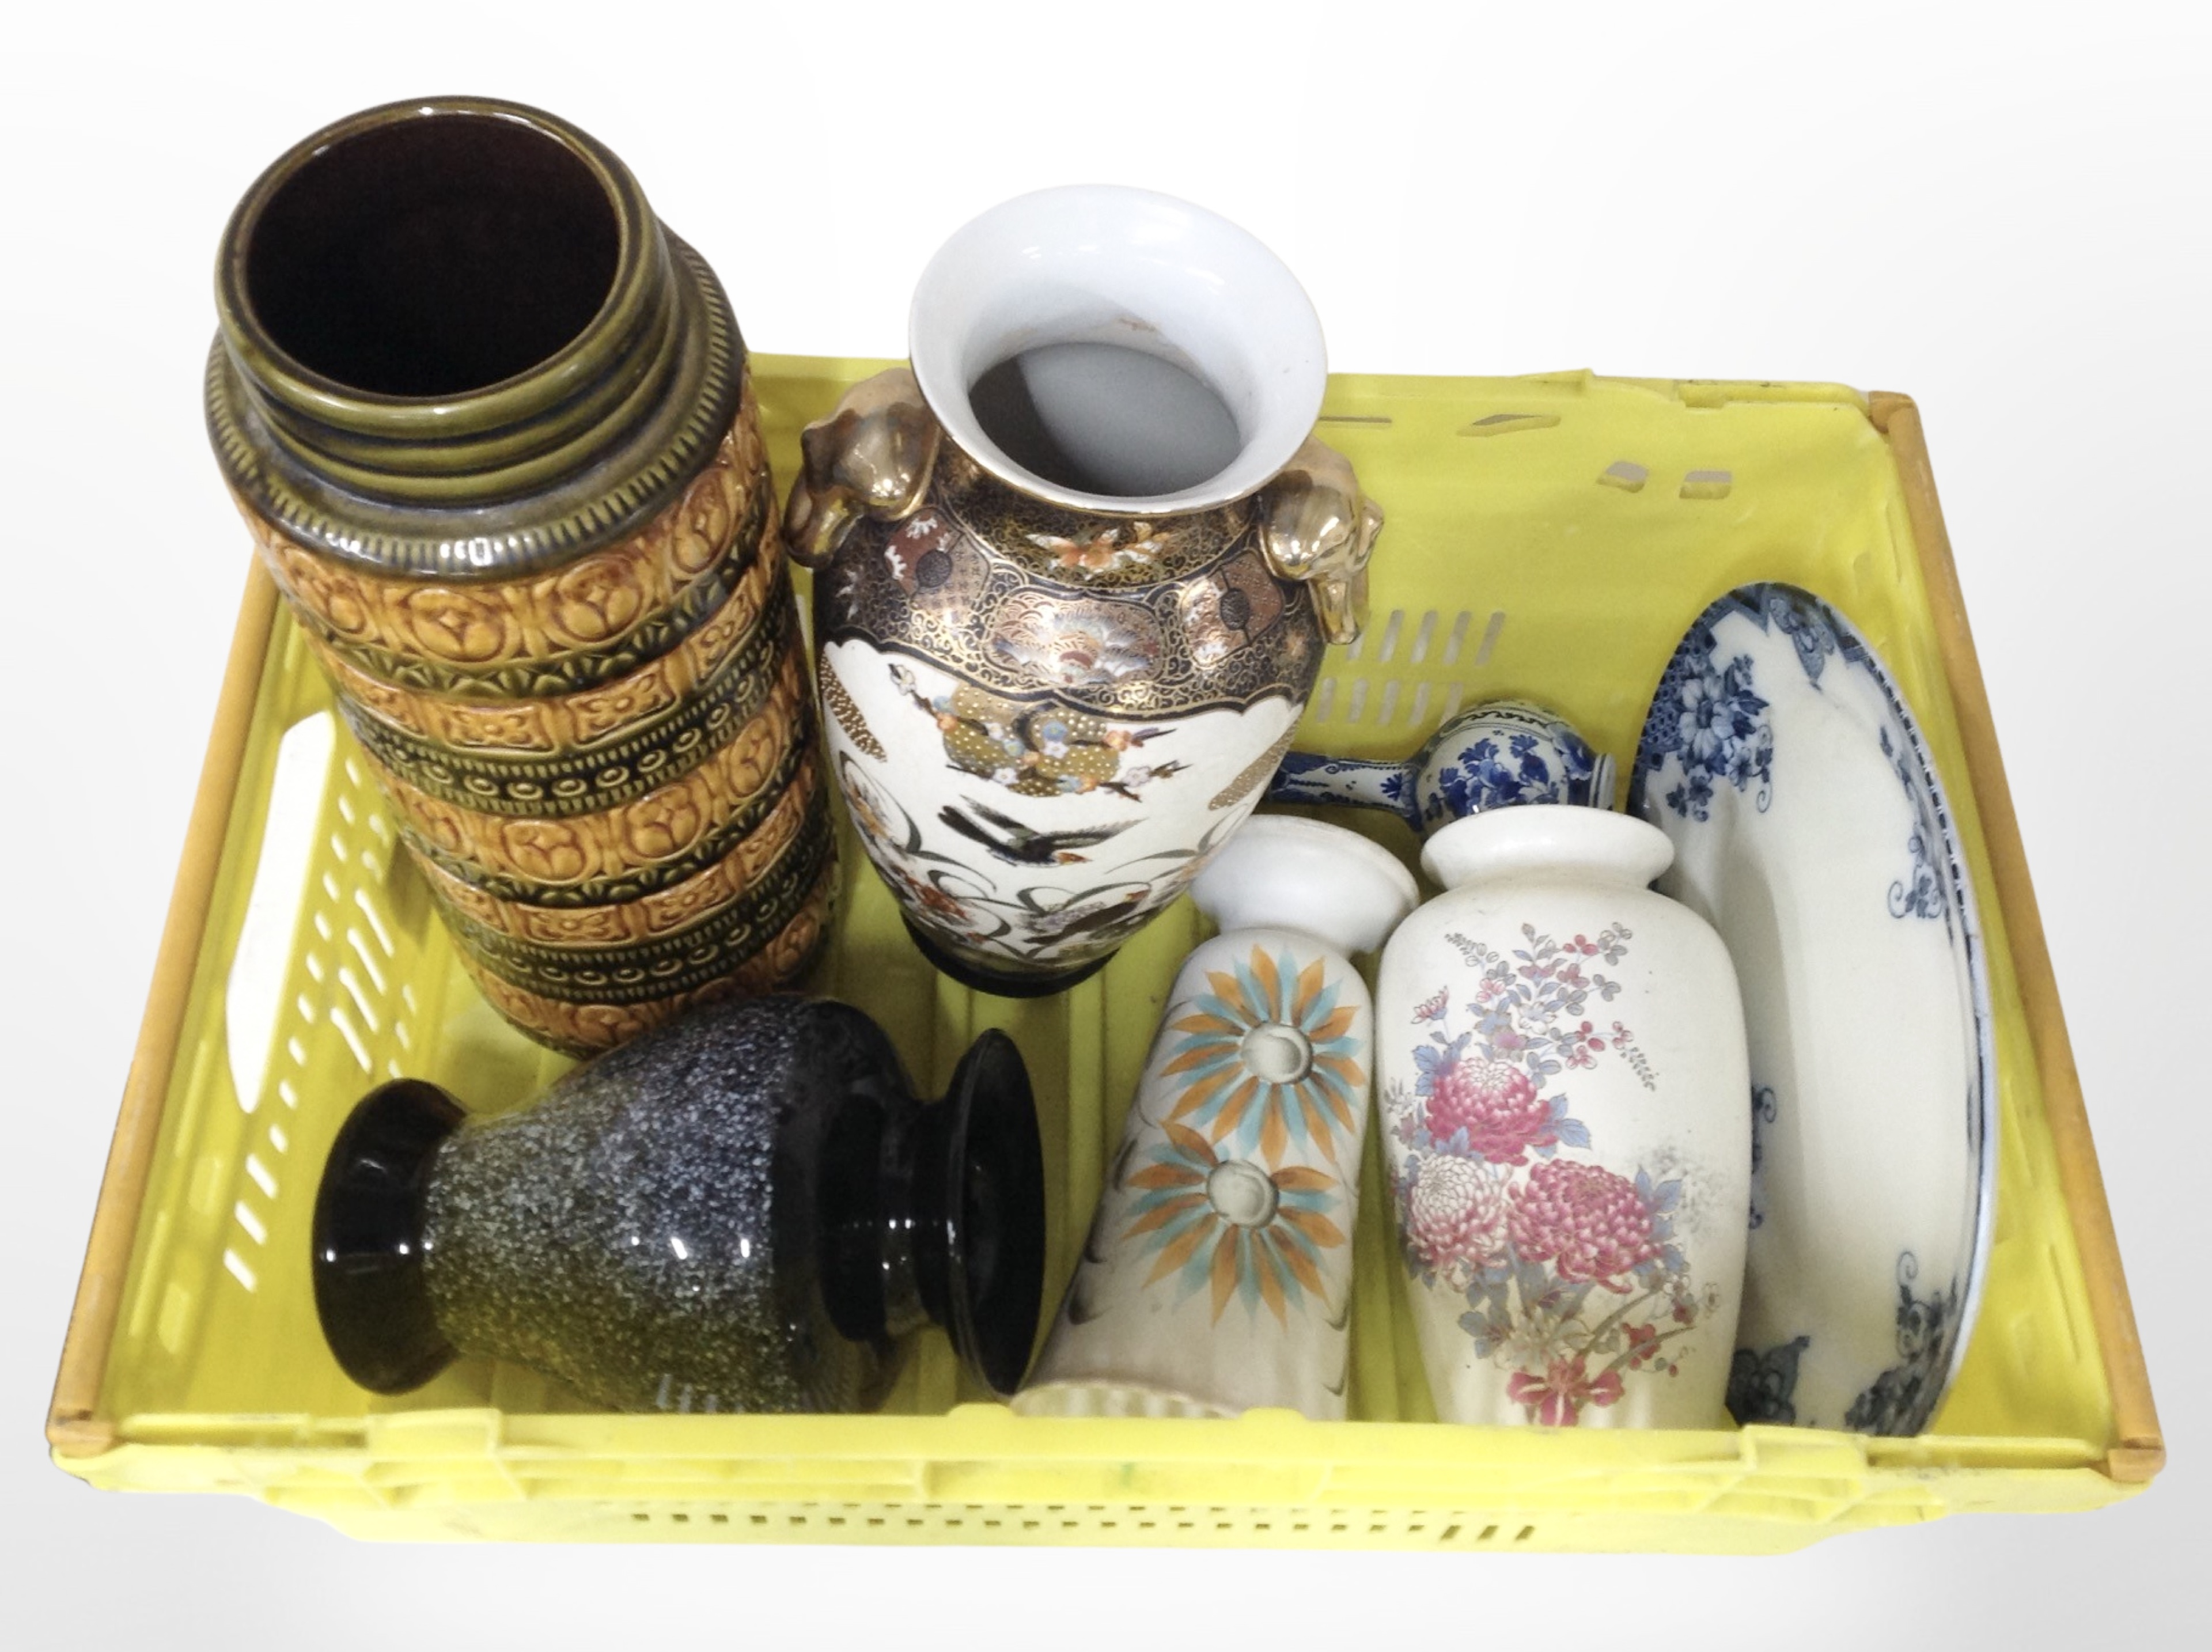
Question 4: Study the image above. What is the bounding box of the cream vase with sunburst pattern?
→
[1016,817,1416,1419]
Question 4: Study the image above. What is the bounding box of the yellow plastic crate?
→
[47,358,2161,1550]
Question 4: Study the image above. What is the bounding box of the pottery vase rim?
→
[907,184,1328,517]
[216,95,654,437]
[1192,814,1418,958]
[1421,804,1674,892]
[207,94,748,577]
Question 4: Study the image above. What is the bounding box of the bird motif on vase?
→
[935,798,1134,867]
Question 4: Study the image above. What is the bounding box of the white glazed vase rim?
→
[1421,805,1675,892]
[1192,814,1418,958]
[907,184,1328,516]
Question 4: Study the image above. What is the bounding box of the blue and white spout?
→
[1267,699,1616,831]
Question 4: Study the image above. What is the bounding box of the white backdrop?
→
[2,1,2205,1645]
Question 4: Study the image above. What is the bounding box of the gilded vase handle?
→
[787,370,1380,650]
[1255,437,1383,647]
[783,367,941,568]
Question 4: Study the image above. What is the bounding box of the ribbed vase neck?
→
[207,96,744,579]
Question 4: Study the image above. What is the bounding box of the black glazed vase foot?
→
[309,996,1047,1412]
[902,918,1113,999]
[932,1030,1047,1396]
[312,1078,463,1395]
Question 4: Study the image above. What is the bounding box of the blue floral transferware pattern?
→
[1843,1251,1963,1434]
[1268,699,1613,831]
[1631,582,1994,1437]
[1726,1252,1963,1431]
[1637,586,1955,937]
[1747,1084,1776,1232]
[1637,640,1774,823]
[1422,721,1603,829]
[1725,1334,1810,1425]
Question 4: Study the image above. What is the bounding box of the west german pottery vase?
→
[312,995,1047,1412]
[207,97,831,1056]
[1016,817,1415,1419]
[1375,800,1751,1429]
[786,186,1382,996]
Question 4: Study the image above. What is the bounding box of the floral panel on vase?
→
[1377,806,1751,1430]
[788,184,1381,996]
[806,423,1365,993]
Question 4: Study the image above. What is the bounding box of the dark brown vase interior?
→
[244,113,621,398]
[967,340,1241,498]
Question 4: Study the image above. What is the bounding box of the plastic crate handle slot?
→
[226,711,338,1116]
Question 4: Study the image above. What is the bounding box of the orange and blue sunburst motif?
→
[1157,946,1366,1166]
[1123,1123,1347,1324]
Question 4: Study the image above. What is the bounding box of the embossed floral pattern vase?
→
[1016,817,1416,1418]
[208,98,830,1055]
[312,996,1046,1412]
[1375,806,1751,1427]
[786,187,1381,995]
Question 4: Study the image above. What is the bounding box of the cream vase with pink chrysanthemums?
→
[1375,805,1751,1429]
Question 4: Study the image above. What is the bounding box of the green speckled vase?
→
[310,996,1046,1412]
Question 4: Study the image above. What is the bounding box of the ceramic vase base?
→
[312,1079,464,1395]
[312,1002,1048,1413]
[902,919,1112,998]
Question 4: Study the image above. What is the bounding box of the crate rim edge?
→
[45,370,2163,1495]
